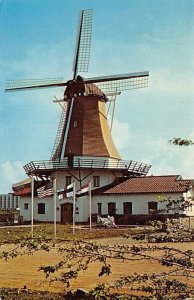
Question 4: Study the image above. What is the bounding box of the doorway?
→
[61,203,73,223]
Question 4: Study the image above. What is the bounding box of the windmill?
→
[5,9,150,178]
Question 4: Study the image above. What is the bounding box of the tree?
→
[169,138,194,146]
[0,223,194,300]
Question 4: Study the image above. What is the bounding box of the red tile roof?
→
[103,175,191,195]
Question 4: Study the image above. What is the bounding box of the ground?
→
[0,225,194,298]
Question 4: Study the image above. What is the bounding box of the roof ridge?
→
[146,175,180,178]
[101,174,192,195]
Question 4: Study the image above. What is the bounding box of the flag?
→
[57,188,65,200]
[57,183,74,200]
[66,183,74,198]
[76,184,89,198]
[37,181,54,198]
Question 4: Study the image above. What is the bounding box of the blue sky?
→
[0,0,194,193]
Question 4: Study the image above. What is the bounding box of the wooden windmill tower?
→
[6,9,150,183]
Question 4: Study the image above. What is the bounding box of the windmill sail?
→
[5,77,65,92]
[51,101,69,160]
[58,9,93,159]
[72,9,92,78]
[84,71,149,93]
[5,71,148,94]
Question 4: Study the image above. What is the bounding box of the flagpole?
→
[53,178,57,239]
[73,182,76,234]
[31,178,34,237]
[89,181,92,231]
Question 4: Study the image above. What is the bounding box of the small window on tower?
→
[74,121,77,127]
[66,176,72,187]
[93,176,100,187]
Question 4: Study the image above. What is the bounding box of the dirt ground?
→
[0,237,194,293]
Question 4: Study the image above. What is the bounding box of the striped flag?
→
[57,188,65,200]
[76,184,89,198]
[66,183,74,198]
[57,183,75,200]
[37,181,54,198]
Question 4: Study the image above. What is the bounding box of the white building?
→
[17,174,194,224]
[92,175,194,223]
[17,163,147,223]
[0,193,20,210]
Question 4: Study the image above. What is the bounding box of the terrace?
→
[23,157,151,178]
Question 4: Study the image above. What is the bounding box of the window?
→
[93,176,100,187]
[188,203,193,212]
[15,198,19,208]
[97,203,102,215]
[24,203,29,210]
[148,201,158,214]
[7,198,10,209]
[3,197,6,209]
[108,202,116,216]
[66,176,72,187]
[38,203,45,214]
[123,202,132,215]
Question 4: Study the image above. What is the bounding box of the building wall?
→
[52,168,123,223]
[183,188,194,216]
[18,173,194,223]
[92,192,193,217]
[20,195,89,223]
[20,196,61,222]
[53,169,122,192]
[19,166,119,223]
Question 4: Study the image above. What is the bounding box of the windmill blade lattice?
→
[56,9,93,160]
[5,77,65,92]
[51,101,69,160]
[72,9,92,77]
[84,71,149,94]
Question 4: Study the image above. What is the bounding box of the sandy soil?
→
[0,237,194,293]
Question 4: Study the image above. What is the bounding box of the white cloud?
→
[111,118,131,152]
[0,161,26,194]
[140,134,194,178]
[150,70,194,98]
[110,120,194,179]
[1,42,68,80]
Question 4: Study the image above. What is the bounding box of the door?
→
[61,203,73,223]
[108,202,116,216]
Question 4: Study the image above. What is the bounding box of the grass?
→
[0,288,65,300]
[0,223,147,243]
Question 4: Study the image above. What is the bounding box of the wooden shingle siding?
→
[64,94,121,159]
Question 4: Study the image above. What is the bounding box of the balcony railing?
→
[24,157,151,176]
